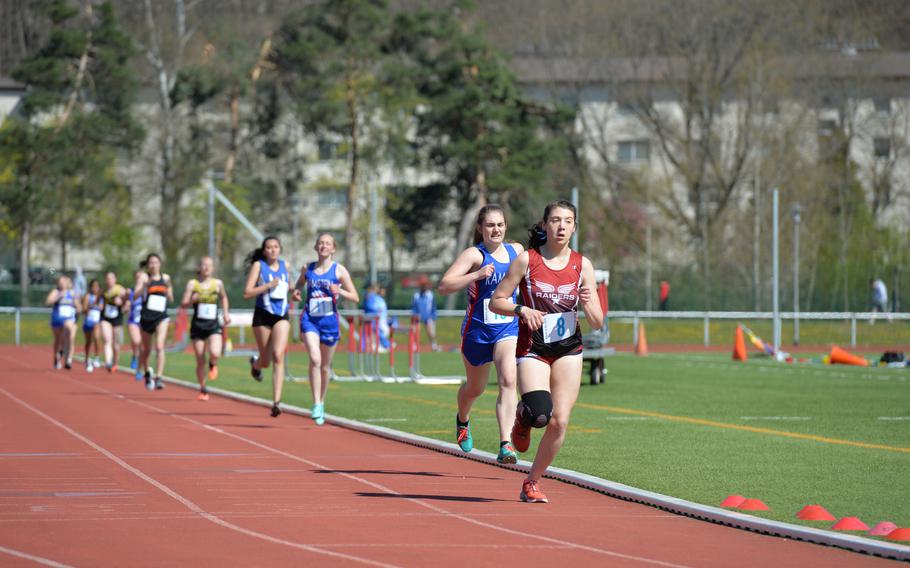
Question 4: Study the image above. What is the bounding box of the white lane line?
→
[77,380,690,567]
[878,416,910,421]
[0,386,399,568]
[0,544,76,568]
[738,416,812,421]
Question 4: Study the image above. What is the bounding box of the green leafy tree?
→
[0,1,141,304]
[408,8,569,306]
[271,0,415,266]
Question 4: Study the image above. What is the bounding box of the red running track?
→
[0,346,893,567]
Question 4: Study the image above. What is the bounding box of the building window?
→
[873,97,891,115]
[618,140,650,163]
[317,187,348,208]
[874,137,891,159]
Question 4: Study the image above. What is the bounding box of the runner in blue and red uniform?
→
[46,275,79,370]
[490,200,603,503]
[292,233,359,425]
[439,204,522,464]
[81,279,103,372]
[126,270,144,371]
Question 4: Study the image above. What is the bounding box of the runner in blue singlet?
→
[81,279,103,372]
[46,275,79,370]
[243,236,291,418]
[438,204,522,464]
[292,233,359,425]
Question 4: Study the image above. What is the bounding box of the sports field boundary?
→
[126,367,910,562]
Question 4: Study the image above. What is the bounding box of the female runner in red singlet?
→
[490,200,603,503]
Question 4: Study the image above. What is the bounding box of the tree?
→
[409,7,569,306]
[0,0,140,304]
[271,0,415,266]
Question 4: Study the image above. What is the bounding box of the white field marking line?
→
[0,545,76,568]
[0,387,399,568]
[78,380,690,568]
[738,416,812,421]
[878,416,910,420]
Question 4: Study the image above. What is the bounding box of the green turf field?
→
[117,348,910,536]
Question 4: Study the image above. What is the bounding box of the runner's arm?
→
[437,248,486,295]
[335,264,360,304]
[579,257,604,330]
[490,252,545,330]
[179,280,195,309]
[243,261,275,299]
[219,279,231,325]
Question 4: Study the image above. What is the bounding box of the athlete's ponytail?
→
[473,203,506,245]
[245,236,281,267]
[527,200,578,251]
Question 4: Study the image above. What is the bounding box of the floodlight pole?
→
[570,186,579,252]
[208,177,216,259]
[772,188,781,355]
[369,185,378,286]
[793,203,801,345]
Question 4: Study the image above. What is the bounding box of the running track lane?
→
[0,346,892,568]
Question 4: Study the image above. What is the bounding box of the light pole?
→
[792,203,801,345]
[772,188,780,356]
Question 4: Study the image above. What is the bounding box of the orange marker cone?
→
[635,323,649,356]
[738,498,770,511]
[832,516,870,531]
[886,528,910,541]
[720,495,746,508]
[796,505,836,521]
[733,326,747,362]
[829,345,869,367]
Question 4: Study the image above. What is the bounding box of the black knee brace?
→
[517,390,553,429]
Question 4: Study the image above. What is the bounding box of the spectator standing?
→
[659,280,670,311]
[412,281,440,351]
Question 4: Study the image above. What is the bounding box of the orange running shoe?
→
[208,363,218,380]
[197,391,209,401]
[510,409,531,453]
[110,364,118,373]
[520,479,548,503]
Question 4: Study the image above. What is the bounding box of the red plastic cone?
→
[720,495,746,508]
[832,516,870,531]
[635,323,649,356]
[738,498,770,511]
[733,326,747,361]
[869,522,898,536]
[829,345,869,367]
[887,528,910,541]
[796,505,836,521]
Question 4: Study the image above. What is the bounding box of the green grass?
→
[122,347,910,535]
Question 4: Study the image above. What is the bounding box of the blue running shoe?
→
[497,443,518,464]
[456,418,473,452]
[135,368,144,381]
[129,356,138,370]
[312,403,325,425]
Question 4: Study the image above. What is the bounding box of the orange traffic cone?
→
[829,345,869,367]
[635,322,649,356]
[733,326,747,361]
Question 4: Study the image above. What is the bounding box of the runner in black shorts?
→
[101,272,127,372]
[180,256,231,401]
[490,200,603,503]
[243,236,292,417]
[135,253,173,391]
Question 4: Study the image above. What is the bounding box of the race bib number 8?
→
[196,303,217,320]
[542,311,577,344]
[58,305,75,319]
[482,298,514,325]
[270,279,288,300]
[146,295,166,313]
[104,305,119,319]
[86,309,101,324]
[308,297,334,317]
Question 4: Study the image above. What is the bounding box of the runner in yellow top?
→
[180,256,231,401]
[100,272,127,372]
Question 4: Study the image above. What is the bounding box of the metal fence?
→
[3,306,908,348]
